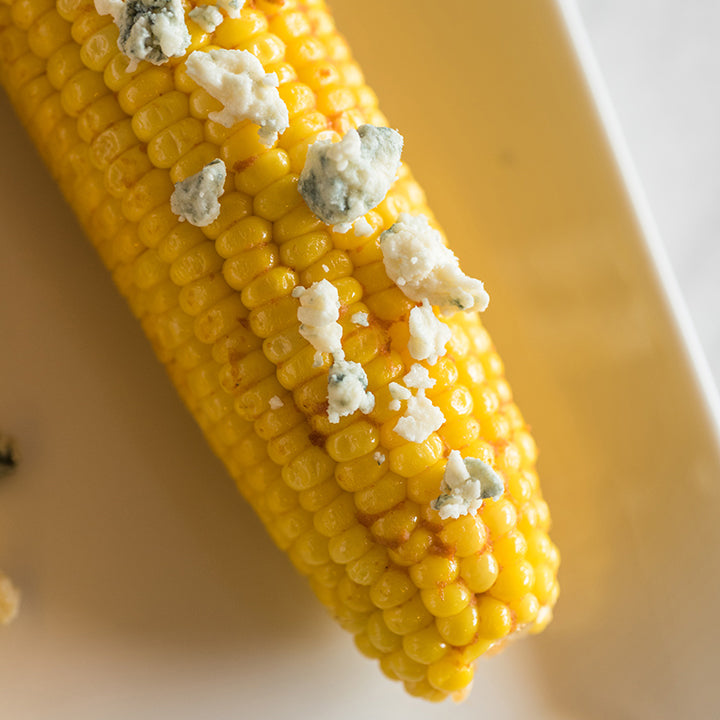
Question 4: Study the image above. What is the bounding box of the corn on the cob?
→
[0,0,559,701]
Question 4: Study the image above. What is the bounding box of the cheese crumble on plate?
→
[170,159,226,227]
[95,0,191,72]
[298,124,403,229]
[380,213,489,315]
[185,48,289,145]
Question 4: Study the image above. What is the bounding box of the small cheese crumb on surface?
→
[0,434,19,479]
[394,392,445,443]
[216,0,244,18]
[327,355,375,423]
[373,451,386,465]
[403,364,435,390]
[432,450,504,520]
[408,299,451,365]
[380,213,489,315]
[170,159,226,226]
[188,4,223,32]
[293,280,343,365]
[351,311,369,327]
[0,571,20,625]
[299,124,403,226]
[185,49,289,145]
[268,395,284,410]
[95,0,191,72]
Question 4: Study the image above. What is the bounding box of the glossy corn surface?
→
[0,0,558,700]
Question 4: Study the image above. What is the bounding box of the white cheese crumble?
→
[293,279,343,366]
[268,395,284,410]
[379,213,490,315]
[403,363,435,390]
[188,4,223,32]
[394,391,445,444]
[95,0,191,72]
[408,299,451,365]
[298,124,403,227]
[388,381,411,411]
[216,0,244,18]
[185,48,289,146]
[351,311,369,327]
[327,354,375,424]
[389,364,444,442]
[334,216,374,237]
[373,451,386,465]
[431,450,504,520]
[170,159,226,227]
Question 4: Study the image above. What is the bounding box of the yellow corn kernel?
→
[327,524,372,565]
[148,117,204,169]
[421,581,471,619]
[223,245,278,290]
[279,230,331,271]
[387,526,433,567]
[389,434,443,478]
[481,497,518,538]
[369,568,416,610]
[427,653,474,694]
[383,592,433,636]
[366,611,402,653]
[402,623,449,665]
[436,603,479,647]
[354,472,406,516]
[510,593,540,626]
[476,596,514,639]
[354,633,383,661]
[298,477,342,513]
[385,650,426,683]
[460,552,499,595]
[439,515,487,558]
[80,22,117,71]
[179,273,232,316]
[346,546,388,587]
[409,555,459,590]
[313,493,356,537]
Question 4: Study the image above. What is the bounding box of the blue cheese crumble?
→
[170,159,226,227]
[268,395,284,410]
[292,279,343,366]
[95,0,191,72]
[327,354,375,423]
[408,299,451,366]
[351,311,369,327]
[432,450,504,520]
[379,213,489,315]
[216,0,244,17]
[188,4,223,32]
[298,124,403,228]
[185,48,289,146]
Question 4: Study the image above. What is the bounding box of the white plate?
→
[2,1,720,718]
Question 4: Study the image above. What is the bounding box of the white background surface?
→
[576,0,720,388]
[2,1,720,718]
